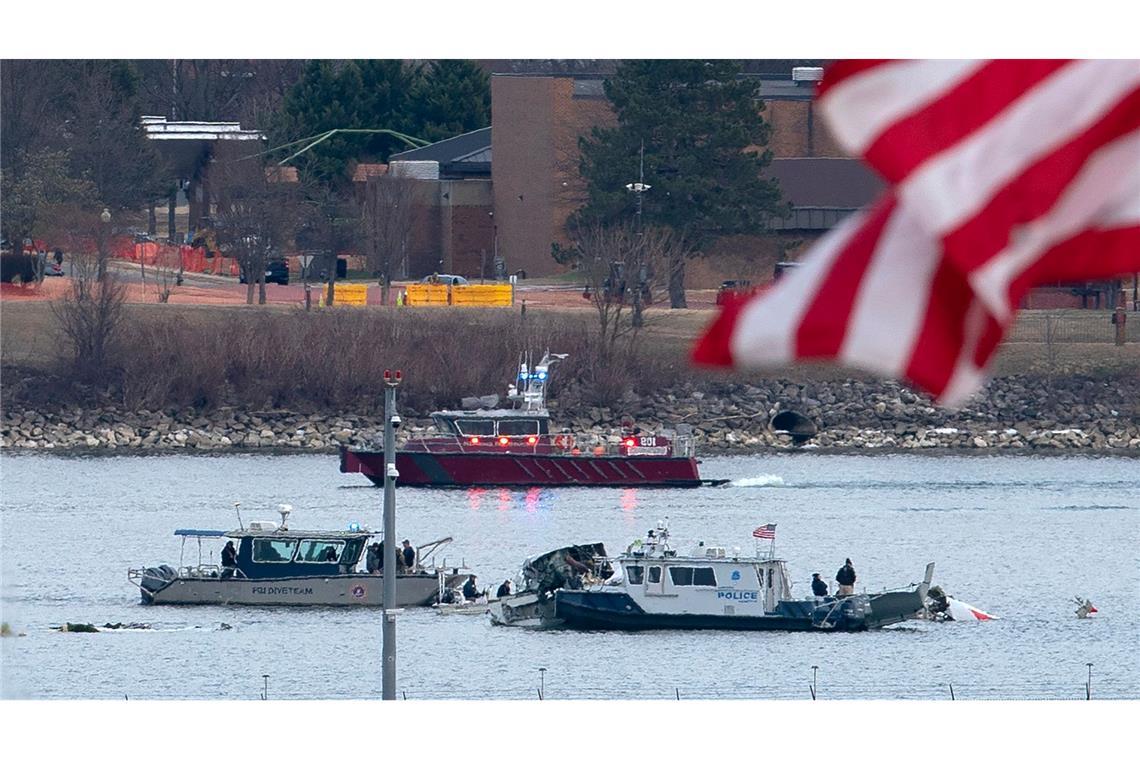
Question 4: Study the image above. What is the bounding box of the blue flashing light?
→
[537,371,547,380]
[348,522,361,532]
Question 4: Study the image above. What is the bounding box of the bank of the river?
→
[3,374,1138,453]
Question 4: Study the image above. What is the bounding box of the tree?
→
[553,219,683,359]
[364,175,417,304]
[575,60,784,308]
[51,212,127,382]
[66,62,169,214]
[1,150,93,253]
[410,60,491,143]
[273,60,418,189]
[212,145,300,305]
[296,181,362,307]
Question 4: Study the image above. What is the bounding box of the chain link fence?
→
[1006,310,1136,343]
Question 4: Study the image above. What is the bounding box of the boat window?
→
[455,419,495,436]
[626,565,644,585]
[669,567,694,586]
[648,566,662,584]
[497,419,540,436]
[252,538,297,563]
[296,539,346,563]
[693,567,717,587]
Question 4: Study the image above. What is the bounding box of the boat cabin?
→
[613,526,793,614]
[430,409,551,439]
[172,526,375,580]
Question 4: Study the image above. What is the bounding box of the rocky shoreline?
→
[3,376,1138,454]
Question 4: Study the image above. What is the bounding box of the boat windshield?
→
[498,419,540,436]
[454,419,494,436]
[253,537,297,563]
[296,539,345,563]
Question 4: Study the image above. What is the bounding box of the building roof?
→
[390,127,492,177]
[764,158,884,230]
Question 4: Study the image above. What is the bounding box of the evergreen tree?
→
[575,60,784,307]
[411,60,491,143]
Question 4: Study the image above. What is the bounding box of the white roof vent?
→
[792,67,825,82]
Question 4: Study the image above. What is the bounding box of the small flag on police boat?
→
[752,524,776,540]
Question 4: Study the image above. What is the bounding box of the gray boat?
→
[128,505,469,607]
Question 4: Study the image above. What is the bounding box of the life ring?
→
[554,434,574,450]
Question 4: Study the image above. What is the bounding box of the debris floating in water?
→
[1072,597,1098,618]
[730,474,786,488]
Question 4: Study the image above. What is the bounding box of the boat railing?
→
[398,432,680,458]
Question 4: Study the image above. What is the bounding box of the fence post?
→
[1113,290,1126,346]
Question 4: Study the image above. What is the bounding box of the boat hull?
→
[341,448,707,488]
[554,590,925,632]
[137,573,453,608]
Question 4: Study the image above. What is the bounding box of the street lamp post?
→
[624,142,651,328]
[382,369,402,701]
[98,208,112,281]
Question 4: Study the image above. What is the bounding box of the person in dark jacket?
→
[496,579,512,598]
[401,540,416,570]
[811,573,828,598]
[835,559,857,596]
[462,575,479,601]
[365,543,380,574]
[221,540,238,578]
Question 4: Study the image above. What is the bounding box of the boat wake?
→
[730,474,786,488]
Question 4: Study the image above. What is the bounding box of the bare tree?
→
[296,183,362,307]
[151,245,181,303]
[212,147,299,305]
[51,213,127,381]
[364,175,417,304]
[554,220,682,358]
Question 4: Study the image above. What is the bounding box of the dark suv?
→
[240,259,289,285]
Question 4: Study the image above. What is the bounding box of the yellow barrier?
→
[318,283,369,307]
[451,284,513,307]
[404,283,451,306]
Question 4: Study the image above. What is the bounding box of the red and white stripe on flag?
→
[693,60,1140,405]
[752,524,776,539]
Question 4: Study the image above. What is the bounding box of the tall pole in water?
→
[382,369,402,700]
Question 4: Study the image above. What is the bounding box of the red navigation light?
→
[395,370,402,381]
[469,436,480,444]
[527,436,537,445]
[624,438,636,447]
[498,436,509,446]
[383,370,391,381]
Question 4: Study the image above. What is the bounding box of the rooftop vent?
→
[792,67,825,83]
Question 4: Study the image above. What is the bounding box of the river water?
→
[1,452,1136,700]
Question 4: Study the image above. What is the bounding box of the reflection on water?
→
[1,452,1137,700]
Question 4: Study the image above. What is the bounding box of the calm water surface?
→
[1,453,1137,700]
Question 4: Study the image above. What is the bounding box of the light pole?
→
[98,208,112,281]
[624,142,651,328]
[382,368,402,701]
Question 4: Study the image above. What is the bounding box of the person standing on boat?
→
[811,573,829,598]
[221,541,238,579]
[835,559,857,596]
[365,543,380,574]
[463,575,479,601]
[496,579,512,598]
[401,540,416,570]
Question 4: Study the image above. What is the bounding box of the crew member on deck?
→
[463,575,479,601]
[497,579,512,598]
[402,539,416,570]
[366,543,381,574]
[811,572,828,598]
[835,559,857,596]
[221,541,238,579]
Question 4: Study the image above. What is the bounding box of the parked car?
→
[240,259,289,285]
[421,274,469,286]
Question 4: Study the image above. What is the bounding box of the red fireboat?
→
[340,352,724,488]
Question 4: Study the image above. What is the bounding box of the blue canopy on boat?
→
[173,529,228,537]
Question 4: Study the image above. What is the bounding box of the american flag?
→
[694,60,1140,405]
[752,523,776,540]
